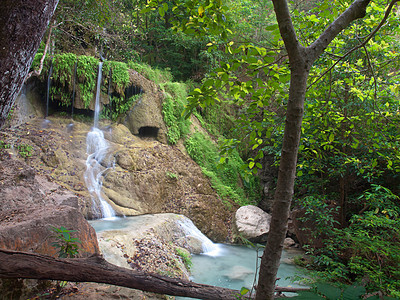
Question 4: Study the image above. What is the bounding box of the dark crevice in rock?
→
[125,85,143,99]
[138,126,159,138]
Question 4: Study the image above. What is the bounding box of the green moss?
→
[185,132,259,206]
[102,94,141,121]
[76,56,99,108]
[161,82,191,144]
[102,60,130,94]
[128,61,173,84]
[175,247,192,270]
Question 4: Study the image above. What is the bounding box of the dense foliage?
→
[173,0,400,296]
[32,0,400,296]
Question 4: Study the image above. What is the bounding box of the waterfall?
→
[42,58,53,128]
[67,60,78,133]
[177,218,223,256]
[45,59,53,118]
[84,62,116,219]
[71,60,78,119]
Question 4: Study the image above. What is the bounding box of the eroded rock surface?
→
[0,154,99,257]
[1,117,234,242]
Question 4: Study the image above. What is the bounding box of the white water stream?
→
[84,62,116,219]
[91,215,306,298]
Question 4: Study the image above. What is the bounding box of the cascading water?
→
[84,62,116,219]
[177,218,223,256]
[46,59,53,118]
[67,60,78,133]
[42,58,53,128]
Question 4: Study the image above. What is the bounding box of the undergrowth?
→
[161,81,191,144]
[185,132,259,206]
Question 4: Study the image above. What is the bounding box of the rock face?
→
[0,117,234,242]
[122,70,168,144]
[93,214,208,280]
[0,155,100,257]
[0,151,100,299]
[235,205,271,243]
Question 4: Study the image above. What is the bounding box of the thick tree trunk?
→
[255,0,372,299]
[0,249,244,300]
[0,248,308,299]
[256,64,310,300]
[0,0,59,129]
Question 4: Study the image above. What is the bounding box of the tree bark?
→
[0,248,308,298]
[255,0,374,299]
[0,0,59,129]
[0,248,244,300]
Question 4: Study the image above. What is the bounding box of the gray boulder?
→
[235,205,271,243]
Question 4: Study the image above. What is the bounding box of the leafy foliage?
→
[161,81,191,144]
[185,132,259,206]
[50,226,81,258]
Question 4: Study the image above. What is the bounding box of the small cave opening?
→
[138,126,159,138]
[125,85,143,99]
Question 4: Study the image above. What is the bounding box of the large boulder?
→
[0,155,99,257]
[94,214,211,280]
[235,205,272,243]
[0,205,99,257]
[122,70,168,144]
[0,150,100,299]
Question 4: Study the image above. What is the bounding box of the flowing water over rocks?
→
[84,62,116,219]
[91,214,306,299]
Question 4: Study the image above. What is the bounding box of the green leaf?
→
[240,287,249,296]
[291,291,325,299]
[342,284,366,300]
[159,6,165,17]
[316,283,342,299]
[198,5,204,16]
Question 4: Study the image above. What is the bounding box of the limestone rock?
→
[0,156,99,257]
[0,205,99,257]
[122,70,167,143]
[95,214,209,280]
[225,265,253,280]
[235,205,272,242]
[283,237,296,249]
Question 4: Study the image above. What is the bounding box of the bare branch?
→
[25,24,53,80]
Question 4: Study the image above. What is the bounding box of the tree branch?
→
[307,0,400,89]
[271,0,303,61]
[0,248,244,300]
[0,248,309,299]
[307,0,372,61]
[25,25,53,81]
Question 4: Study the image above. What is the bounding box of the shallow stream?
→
[90,216,305,298]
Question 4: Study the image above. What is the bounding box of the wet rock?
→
[96,214,203,280]
[225,265,254,281]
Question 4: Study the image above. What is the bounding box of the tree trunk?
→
[0,248,308,299]
[256,61,310,300]
[255,0,372,298]
[0,0,59,129]
[0,248,243,300]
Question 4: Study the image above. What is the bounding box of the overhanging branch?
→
[307,0,400,89]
